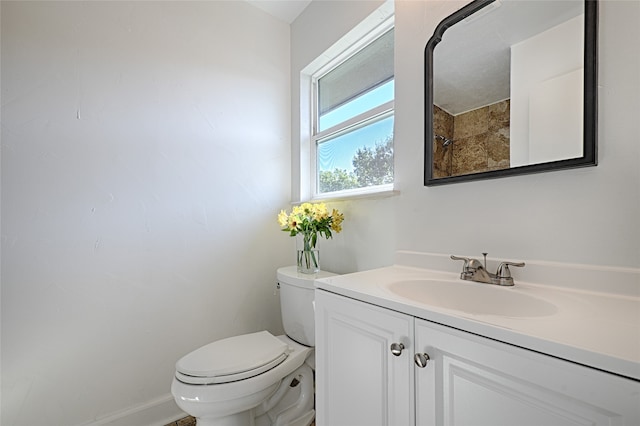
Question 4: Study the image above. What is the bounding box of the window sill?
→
[294,185,400,204]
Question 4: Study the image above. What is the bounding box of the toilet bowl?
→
[171,266,336,426]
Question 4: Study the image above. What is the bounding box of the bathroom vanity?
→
[314,252,640,425]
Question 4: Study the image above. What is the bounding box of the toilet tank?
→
[277,266,337,347]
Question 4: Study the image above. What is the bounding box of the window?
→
[310,25,394,199]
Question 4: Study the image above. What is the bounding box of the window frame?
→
[306,18,395,201]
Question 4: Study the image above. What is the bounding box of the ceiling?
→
[433,0,584,115]
[245,0,312,23]
[246,1,584,117]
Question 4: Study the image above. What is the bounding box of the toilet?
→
[171,266,336,426]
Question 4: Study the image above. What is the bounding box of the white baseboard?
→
[79,394,186,426]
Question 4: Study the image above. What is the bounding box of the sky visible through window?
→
[318,80,394,173]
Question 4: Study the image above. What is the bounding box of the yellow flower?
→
[277,210,288,227]
[330,209,344,233]
[287,215,299,230]
[278,203,344,244]
[312,203,328,220]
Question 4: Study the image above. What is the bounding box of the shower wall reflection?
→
[432,100,510,178]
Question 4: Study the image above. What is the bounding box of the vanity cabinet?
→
[315,289,415,426]
[315,290,640,426]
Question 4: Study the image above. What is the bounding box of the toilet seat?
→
[175,331,290,385]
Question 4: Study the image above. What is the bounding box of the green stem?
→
[298,233,318,271]
[303,234,312,251]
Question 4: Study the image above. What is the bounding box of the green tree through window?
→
[319,135,393,193]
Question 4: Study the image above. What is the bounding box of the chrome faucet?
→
[451,253,525,286]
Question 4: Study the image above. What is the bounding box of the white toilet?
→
[171,266,336,426]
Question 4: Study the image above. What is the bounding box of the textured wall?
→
[1,2,292,425]
[394,0,639,267]
[432,100,510,178]
[291,0,395,275]
[294,0,639,273]
[432,105,454,178]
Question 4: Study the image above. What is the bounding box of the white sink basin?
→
[386,279,558,317]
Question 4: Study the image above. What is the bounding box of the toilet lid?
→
[175,331,289,385]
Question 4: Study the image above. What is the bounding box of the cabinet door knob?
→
[414,352,430,368]
[390,342,405,356]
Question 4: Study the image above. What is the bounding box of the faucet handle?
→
[495,261,525,286]
[496,261,525,278]
[450,255,471,270]
[451,255,480,280]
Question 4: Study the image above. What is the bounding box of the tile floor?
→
[166,416,315,426]
[165,417,196,426]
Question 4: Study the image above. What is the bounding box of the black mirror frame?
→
[424,0,598,186]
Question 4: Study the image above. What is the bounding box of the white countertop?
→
[315,264,640,381]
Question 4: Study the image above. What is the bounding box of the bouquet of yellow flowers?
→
[278,203,344,272]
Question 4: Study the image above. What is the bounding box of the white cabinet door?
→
[414,318,640,426]
[315,290,415,426]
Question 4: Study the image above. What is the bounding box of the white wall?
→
[291,0,397,274]
[3,0,638,424]
[527,68,583,165]
[510,15,584,167]
[1,2,292,425]
[395,0,639,268]
[293,0,639,275]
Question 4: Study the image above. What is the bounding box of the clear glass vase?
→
[297,249,320,274]
[296,234,319,274]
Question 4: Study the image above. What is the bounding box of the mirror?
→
[424,0,597,186]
